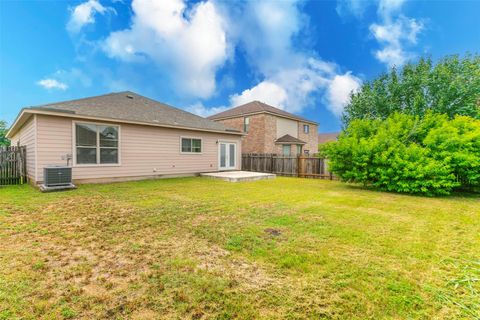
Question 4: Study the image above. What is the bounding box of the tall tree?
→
[0,120,10,147]
[342,54,480,126]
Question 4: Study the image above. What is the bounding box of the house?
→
[6,92,243,185]
[318,132,339,145]
[208,101,318,155]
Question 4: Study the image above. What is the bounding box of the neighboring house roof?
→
[318,132,339,144]
[208,101,318,125]
[275,134,306,144]
[7,91,242,138]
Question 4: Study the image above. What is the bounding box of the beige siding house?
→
[7,92,243,185]
[208,101,318,155]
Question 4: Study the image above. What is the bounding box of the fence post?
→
[297,154,303,178]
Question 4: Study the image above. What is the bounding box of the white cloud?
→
[370,15,423,68]
[53,68,92,88]
[186,102,230,118]
[229,58,335,113]
[229,65,361,117]
[102,0,228,99]
[335,0,424,68]
[216,1,361,117]
[377,0,405,19]
[36,68,91,91]
[230,82,288,109]
[228,1,304,76]
[91,0,361,117]
[36,79,68,90]
[67,0,113,33]
[336,0,370,18]
[326,73,362,116]
[372,0,423,68]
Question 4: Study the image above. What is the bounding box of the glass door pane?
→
[220,143,226,168]
[229,143,235,168]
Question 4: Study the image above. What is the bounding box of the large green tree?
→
[342,54,480,126]
[0,120,10,147]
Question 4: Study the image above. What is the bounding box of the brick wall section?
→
[215,114,276,153]
[214,114,318,154]
[298,122,319,154]
[214,117,243,133]
[263,114,277,153]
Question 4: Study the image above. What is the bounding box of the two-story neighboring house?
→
[208,101,318,155]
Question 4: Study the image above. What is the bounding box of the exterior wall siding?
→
[35,115,242,183]
[9,116,36,181]
[276,117,298,138]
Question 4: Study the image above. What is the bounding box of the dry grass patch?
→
[0,177,479,319]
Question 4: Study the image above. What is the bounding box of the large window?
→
[244,117,250,133]
[75,123,119,165]
[181,138,202,153]
[282,145,291,156]
[303,124,310,134]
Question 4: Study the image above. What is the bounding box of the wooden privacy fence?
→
[242,153,335,179]
[0,145,27,185]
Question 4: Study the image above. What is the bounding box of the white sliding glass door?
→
[219,142,236,170]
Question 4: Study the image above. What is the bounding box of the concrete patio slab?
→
[200,171,276,182]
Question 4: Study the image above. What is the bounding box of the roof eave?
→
[275,141,306,145]
[6,108,32,138]
[210,111,318,125]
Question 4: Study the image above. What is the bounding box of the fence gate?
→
[0,146,27,185]
[242,153,335,180]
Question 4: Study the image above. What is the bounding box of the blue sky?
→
[1,0,479,132]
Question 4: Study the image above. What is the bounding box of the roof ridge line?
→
[28,91,125,109]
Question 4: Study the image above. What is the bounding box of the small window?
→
[181,138,202,153]
[296,145,302,155]
[75,123,119,165]
[303,124,309,134]
[244,117,250,133]
[282,145,291,156]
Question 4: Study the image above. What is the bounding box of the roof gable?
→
[208,101,317,124]
[275,134,306,144]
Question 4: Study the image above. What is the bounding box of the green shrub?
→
[324,113,480,196]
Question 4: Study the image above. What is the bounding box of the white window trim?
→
[179,136,203,154]
[303,124,310,134]
[218,141,237,170]
[72,120,121,167]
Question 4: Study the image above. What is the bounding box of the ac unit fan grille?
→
[44,167,72,187]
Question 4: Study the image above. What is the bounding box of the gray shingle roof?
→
[208,101,317,124]
[27,91,240,133]
[275,134,306,144]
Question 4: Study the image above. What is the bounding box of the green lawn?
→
[0,177,479,319]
